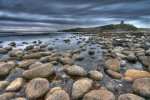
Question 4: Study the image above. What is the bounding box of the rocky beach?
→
[0,31,149,100]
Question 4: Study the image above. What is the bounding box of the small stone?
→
[25,78,49,99]
[126,55,137,63]
[105,58,121,72]
[88,71,103,81]
[66,65,87,77]
[25,45,34,50]
[83,88,115,100]
[121,77,133,83]
[46,87,70,100]
[88,49,95,55]
[106,70,123,79]
[11,97,27,100]
[23,53,42,59]
[10,49,24,58]
[74,54,84,61]
[72,78,93,99]
[40,44,48,48]
[0,81,9,91]
[6,78,23,92]
[0,92,16,100]
[125,69,150,79]
[5,68,24,82]
[0,48,9,54]
[118,93,145,100]
[8,42,16,47]
[60,57,74,65]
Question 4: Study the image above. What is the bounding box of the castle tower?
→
[120,20,124,24]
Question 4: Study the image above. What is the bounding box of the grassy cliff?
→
[60,24,137,32]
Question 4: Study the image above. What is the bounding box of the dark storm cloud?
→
[0,0,150,30]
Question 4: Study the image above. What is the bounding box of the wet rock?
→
[136,52,145,57]
[39,52,51,56]
[46,87,70,100]
[0,62,16,78]
[126,55,137,63]
[6,68,24,82]
[88,49,95,55]
[25,78,49,99]
[29,61,43,69]
[106,70,123,79]
[23,63,55,79]
[0,92,16,100]
[40,56,51,63]
[66,65,87,77]
[104,58,121,72]
[73,49,81,54]
[48,46,54,51]
[11,97,27,100]
[132,78,150,98]
[6,78,23,92]
[5,46,13,51]
[63,39,70,43]
[23,53,42,59]
[118,93,145,100]
[88,71,103,81]
[8,42,16,47]
[10,49,24,58]
[25,45,34,50]
[121,77,133,83]
[83,88,115,100]
[138,56,150,67]
[18,59,37,69]
[74,54,84,61]
[0,48,9,54]
[60,57,74,65]
[72,78,93,99]
[125,69,150,79]
[145,50,150,56]
[0,81,9,91]
[40,44,48,48]
[63,52,72,58]
[120,60,126,67]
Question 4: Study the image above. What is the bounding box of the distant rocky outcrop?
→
[59,23,137,32]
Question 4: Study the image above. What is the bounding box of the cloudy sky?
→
[0,0,150,30]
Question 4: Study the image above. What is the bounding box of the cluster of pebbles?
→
[0,32,150,100]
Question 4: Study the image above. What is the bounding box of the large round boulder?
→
[132,78,150,98]
[72,78,93,99]
[66,65,87,77]
[60,57,74,65]
[22,63,55,79]
[104,58,121,72]
[18,59,37,69]
[25,78,49,99]
[88,71,103,81]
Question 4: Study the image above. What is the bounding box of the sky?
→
[0,0,150,31]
